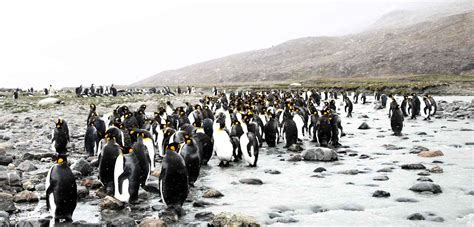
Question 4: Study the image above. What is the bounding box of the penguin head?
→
[140,104,146,110]
[54,154,68,164]
[54,118,64,128]
[90,104,96,111]
[166,142,180,153]
[184,134,192,144]
[166,101,171,105]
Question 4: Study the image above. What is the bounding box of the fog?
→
[0,0,463,89]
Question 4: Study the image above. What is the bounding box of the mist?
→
[0,0,464,89]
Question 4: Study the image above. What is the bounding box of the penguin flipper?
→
[117,167,131,195]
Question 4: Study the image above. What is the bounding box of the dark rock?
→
[409,182,442,194]
[71,158,93,176]
[407,213,425,220]
[358,122,370,130]
[195,212,214,221]
[466,191,474,196]
[203,189,224,198]
[372,190,390,198]
[416,132,428,135]
[401,164,426,170]
[359,154,369,159]
[395,197,418,203]
[151,204,165,211]
[0,192,17,212]
[409,145,429,154]
[239,178,263,185]
[417,177,433,182]
[418,171,431,176]
[432,160,444,164]
[193,200,215,207]
[301,148,338,161]
[373,175,389,181]
[77,186,90,199]
[313,167,327,173]
[264,169,281,174]
[0,156,13,166]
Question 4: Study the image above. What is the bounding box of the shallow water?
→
[7,95,474,226]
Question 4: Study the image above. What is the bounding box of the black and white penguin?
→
[130,131,151,188]
[202,118,214,138]
[84,121,98,156]
[46,155,77,223]
[179,135,201,186]
[308,110,320,143]
[317,109,332,147]
[264,113,279,147]
[283,117,298,148]
[240,132,259,167]
[193,132,213,165]
[51,118,69,154]
[98,133,121,195]
[390,101,404,136]
[114,147,141,203]
[159,143,189,212]
[213,118,234,166]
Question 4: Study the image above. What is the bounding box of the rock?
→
[0,172,21,186]
[0,211,9,226]
[373,175,389,181]
[409,145,429,154]
[338,169,360,175]
[0,156,13,166]
[358,122,370,130]
[275,217,298,223]
[395,197,418,203]
[466,191,474,196]
[150,170,161,177]
[99,196,124,210]
[77,186,90,199]
[71,158,92,176]
[432,160,443,164]
[313,167,327,173]
[286,155,302,162]
[301,148,338,161]
[409,182,442,194]
[264,169,281,174]
[372,190,391,198]
[38,98,61,106]
[417,177,433,182]
[430,166,443,173]
[7,164,15,170]
[17,160,37,172]
[418,150,444,157]
[193,200,215,207]
[203,189,224,198]
[139,217,166,227]
[0,192,17,212]
[310,205,329,213]
[431,217,445,222]
[22,181,35,191]
[210,212,258,226]
[339,204,364,211]
[407,213,425,220]
[418,171,431,176]
[159,209,180,223]
[377,167,392,173]
[287,144,303,152]
[109,216,136,226]
[81,178,102,189]
[383,144,404,150]
[13,190,39,203]
[239,178,263,185]
[268,212,282,219]
[401,164,426,170]
[35,184,45,191]
[359,154,369,159]
[416,132,428,135]
[195,212,215,221]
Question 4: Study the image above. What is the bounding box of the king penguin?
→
[51,118,69,154]
[114,147,141,203]
[98,132,121,195]
[46,155,77,223]
[179,135,201,186]
[213,118,234,167]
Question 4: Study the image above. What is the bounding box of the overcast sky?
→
[0,0,456,89]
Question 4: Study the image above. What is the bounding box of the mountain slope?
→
[133,10,474,87]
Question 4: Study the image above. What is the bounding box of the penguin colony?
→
[45,88,437,223]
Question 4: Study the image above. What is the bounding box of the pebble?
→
[372,190,391,198]
[407,213,425,220]
[401,164,426,170]
[313,167,327,173]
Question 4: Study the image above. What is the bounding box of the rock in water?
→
[71,158,93,176]
[313,167,327,173]
[401,164,426,170]
[409,145,429,154]
[203,189,224,198]
[430,166,444,173]
[210,212,258,226]
[301,148,338,161]
[38,98,61,106]
[139,218,166,227]
[409,183,442,194]
[407,213,425,220]
[358,122,370,130]
[99,196,124,210]
[417,177,433,182]
[239,178,263,185]
[373,175,389,181]
[418,150,444,157]
[372,190,391,198]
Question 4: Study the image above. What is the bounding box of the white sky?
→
[0,0,454,89]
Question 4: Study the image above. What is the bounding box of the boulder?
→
[77,186,90,199]
[13,190,39,203]
[301,148,338,161]
[0,192,17,212]
[210,212,258,227]
[195,212,215,221]
[418,150,444,157]
[99,196,124,210]
[17,160,37,172]
[71,158,92,176]
[0,172,21,186]
[409,182,442,194]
